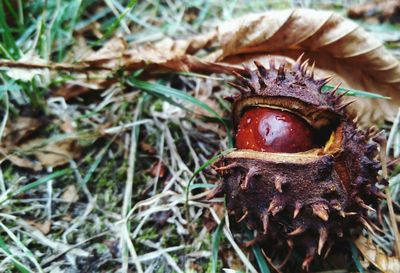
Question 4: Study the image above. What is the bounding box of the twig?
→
[0,59,112,72]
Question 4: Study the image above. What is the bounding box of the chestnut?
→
[235,107,316,153]
[209,58,382,270]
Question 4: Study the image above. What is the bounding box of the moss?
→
[153,99,164,112]
[139,226,159,242]
[2,165,15,181]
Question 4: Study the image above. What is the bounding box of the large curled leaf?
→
[213,9,400,125]
[41,8,395,124]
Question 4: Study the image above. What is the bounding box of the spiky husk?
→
[209,57,384,270]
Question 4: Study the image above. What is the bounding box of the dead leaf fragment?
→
[139,141,157,155]
[147,160,166,178]
[26,219,51,235]
[83,31,217,71]
[2,116,43,145]
[84,36,127,67]
[348,0,400,23]
[21,138,82,168]
[61,185,79,203]
[1,138,82,171]
[0,147,42,171]
[355,235,400,273]
[6,54,47,82]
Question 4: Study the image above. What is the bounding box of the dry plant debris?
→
[0,1,399,273]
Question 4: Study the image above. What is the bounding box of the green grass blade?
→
[245,229,271,273]
[128,77,233,147]
[0,234,31,273]
[81,140,113,186]
[350,242,365,273]
[252,245,271,273]
[99,0,137,42]
[0,222,42,272]
[0,0,21,59]
[211,218,225,273]
[12,168,70,197]
[322,85,390,99]
[185,148,234,206]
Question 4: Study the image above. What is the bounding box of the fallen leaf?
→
[26,219,51,235]
[2,116,43,145]
[355,235,400,273]
[147,160,166,178]
[61,185,79,203]
[21,138,82,168]
[0,147,42,171]
[62,214,73,222]
[60,117,74,134]
[65,35,95,62]
[8,9,400,125]
[82,32,217,71]
[6,54,47,82]
[51,77,117,100]
[139,141,157,155]
[348,0,400,23]
[2,138,82,170]
[214,9,400,125]
[84,36,127,68]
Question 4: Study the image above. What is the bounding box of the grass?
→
[0,0,399,272]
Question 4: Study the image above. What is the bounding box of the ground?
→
[0,1,399,273]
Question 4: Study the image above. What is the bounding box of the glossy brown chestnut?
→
[235,107,316,153]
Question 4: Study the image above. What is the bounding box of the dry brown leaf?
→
[6,54,48,82]
[0,147,42,171]
[139,141,157,155]
[355,235,400,273]
[348,0,400,23]
[147,160,166,178]
[2,116,43,145]
[84,36,127,68]
[26,219,51,235]
[62,214,73,222]
[83,32,217,71]
[61,185,79,203]
[1,117,82,170]
[214,9,400,124]
[48,9,400,124]
[51,77,117,100]
[2,138,82,170]
[21,138,82,168]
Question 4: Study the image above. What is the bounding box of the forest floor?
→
[0,1,399,273]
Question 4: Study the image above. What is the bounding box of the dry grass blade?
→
[209,208,258,273]
[377,132,400,258]
[120,96,144,273]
